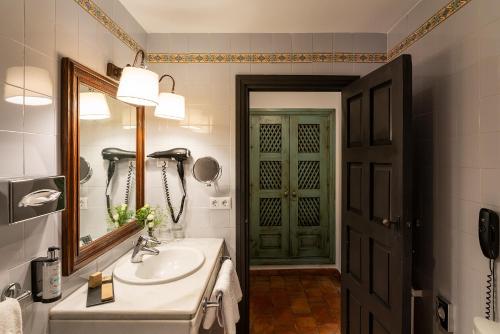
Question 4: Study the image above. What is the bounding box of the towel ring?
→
[1,283,32,302]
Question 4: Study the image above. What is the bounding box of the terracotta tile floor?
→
[250,269,341,334]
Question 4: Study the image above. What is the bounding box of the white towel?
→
[0,298,22,334]
[203,259,242,334]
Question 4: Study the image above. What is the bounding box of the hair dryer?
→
[148,148,190,181]
[148,148,191,224]
[102,147,136,219]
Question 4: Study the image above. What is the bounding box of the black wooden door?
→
[341,55,412,334]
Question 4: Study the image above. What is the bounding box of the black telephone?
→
[479,208,499,259]
[479,208,499,321]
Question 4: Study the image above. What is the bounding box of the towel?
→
[0,298,22,334]
[203,259,242,334]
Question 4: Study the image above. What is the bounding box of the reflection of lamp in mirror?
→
[154,74,185,120]
[122,110,136,130]
[79,91,110,120]
[117,50,159,107]
[4,66,53,105]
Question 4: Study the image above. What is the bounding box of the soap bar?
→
[101,283,113,302]
[88,272,102,288]
[102,275,112,283]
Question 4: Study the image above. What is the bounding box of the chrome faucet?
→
[131,235,160,263]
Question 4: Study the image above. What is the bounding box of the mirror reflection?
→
[79,83,137,247]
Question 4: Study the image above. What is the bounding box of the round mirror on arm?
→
[192,157,222,186]
[79,156,93,184]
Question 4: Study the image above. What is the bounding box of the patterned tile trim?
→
[73,0,144,52]
[147,52,387,64]
[388,0,473,60]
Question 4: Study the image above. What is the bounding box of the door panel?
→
[342,55,412,334]
[250,115,290,259]
[290,115,330,258]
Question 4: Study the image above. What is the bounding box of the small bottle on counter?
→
[31,246,62,303]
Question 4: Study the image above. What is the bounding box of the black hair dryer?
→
[148,148,191,224]
[148,148,190,181]
[101,147,136,219]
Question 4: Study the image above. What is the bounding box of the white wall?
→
[145,33,386,262]
[249,92,342,269]
[388,0,500,332]
[0,1,146,333]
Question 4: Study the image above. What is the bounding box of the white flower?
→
[147,214,154,221]
[113,213,119,221]
[148,222,154,228]
[144,204,150,208]
[121,204,127,210]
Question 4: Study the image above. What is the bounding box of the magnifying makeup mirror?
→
[192,157,222,186]
[80,156,93,184]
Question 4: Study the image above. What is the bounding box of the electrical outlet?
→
[80,197,88,210]
[209,197,231,210]
[436,295,453,332]
[157,159,168,168]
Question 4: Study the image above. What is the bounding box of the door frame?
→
[236,75,359,333]
[249,108,336,265]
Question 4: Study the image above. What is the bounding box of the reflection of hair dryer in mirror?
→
[101,147,136,219]
[148,148,191,224]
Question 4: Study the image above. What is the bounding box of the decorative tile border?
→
[76,0,472,64]
[147,52,387,64]
[388,0,473,60]
[73,0,144,52]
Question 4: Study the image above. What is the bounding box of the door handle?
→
[291,191,297,198]
[283,190,289,198]
[382,216,400,228]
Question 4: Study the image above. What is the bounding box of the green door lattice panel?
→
[250,111,331,263]
[259,161,282,190]
[259,198,282,226]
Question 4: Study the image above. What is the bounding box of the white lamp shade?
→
[4,66,53,106]
[79,92,111,120]
[154,92,186,120]
[117,66,159,106]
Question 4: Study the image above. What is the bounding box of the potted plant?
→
[136,204,164,237]
[107,203,134,229]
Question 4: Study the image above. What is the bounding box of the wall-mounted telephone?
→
[479,208,499,321]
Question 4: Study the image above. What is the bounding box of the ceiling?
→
[119,0,421,34]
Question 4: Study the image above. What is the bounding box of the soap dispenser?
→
[31,246,62,303]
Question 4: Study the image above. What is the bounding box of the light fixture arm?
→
[159,74,176,93]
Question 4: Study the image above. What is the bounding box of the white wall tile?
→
[25,0,55,58]
[55,0,79,59]
[291,33,313,53]
[0,36,25,88]
[0,131,24,177]
[24,133,57,176]
[0,0,24,43]
[0,84,24,132]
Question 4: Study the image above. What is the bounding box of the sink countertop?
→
[50,238,224,321]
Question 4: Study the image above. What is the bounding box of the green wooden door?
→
[250,110,331,264]
[289,115,330,258]
[250,115,290,259]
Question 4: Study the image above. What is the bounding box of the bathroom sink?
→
[113,245,205,285]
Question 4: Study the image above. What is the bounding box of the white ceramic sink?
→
[113,245,205,285]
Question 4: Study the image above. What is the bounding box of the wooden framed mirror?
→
[61,58,145,276]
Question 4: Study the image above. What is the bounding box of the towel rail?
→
[202,291,223,313]
[1,283,32,303]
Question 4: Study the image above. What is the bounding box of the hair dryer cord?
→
[162,161,186,224]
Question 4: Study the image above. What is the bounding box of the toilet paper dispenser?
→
[0,176,66,224]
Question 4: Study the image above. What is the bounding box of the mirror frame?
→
[61,58,145,276]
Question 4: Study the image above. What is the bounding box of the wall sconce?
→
[79,91,110,120]
[115,50,159,107]
[154,74,185,120]
[4,66,53,106]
